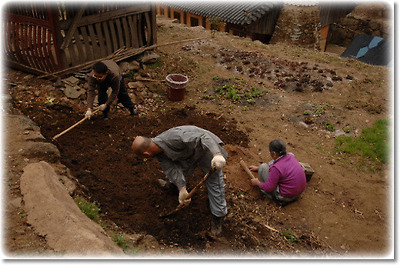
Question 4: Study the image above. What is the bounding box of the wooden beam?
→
[60,5,152,29]
[60,4,87,50]
[38,37,207,79]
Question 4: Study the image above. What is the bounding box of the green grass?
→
[112,232,130,248]
[75,196,101,223]
[335,119,390,164]
[280,229,300,244]
[215,82,267,104]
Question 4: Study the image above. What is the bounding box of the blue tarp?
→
[340,34,391,66]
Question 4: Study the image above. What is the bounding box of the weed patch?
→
[75,196,101,224]
[335,119,389,165]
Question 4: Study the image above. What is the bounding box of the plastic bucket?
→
[166,74,188,101]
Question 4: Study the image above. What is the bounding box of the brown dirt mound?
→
[31,104,254,250]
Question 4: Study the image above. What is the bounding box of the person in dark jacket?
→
[131,125,228,236]
[249,139,306,203]
[85,60,135,120]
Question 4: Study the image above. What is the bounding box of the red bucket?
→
[166,74,188,101]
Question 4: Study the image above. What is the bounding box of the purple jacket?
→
[259,154,306,197]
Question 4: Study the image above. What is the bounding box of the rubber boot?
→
[211,215,224,237]
[129,107,135,116]
[102,106,110,120]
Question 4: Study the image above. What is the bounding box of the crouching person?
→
[131,125,228,236]
[249,139,306,203]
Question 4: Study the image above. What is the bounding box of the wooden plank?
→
[144,12,151,46]
[28,24,41,70]
[73,28,86,63]
[40,27,53,72]
[102,21,113,55]
[121,16,131,48]
[94,22,107,58]
[150,6,157,45]
[80,26,94,61]
[36,26,49,71]
[6,12,53,29]
[67,5,151,28]
[87,24,99,59]
[4,22,16,61]
[21,24,35,68]
[39,37,206,78]
[60,4,86,50]
[137,14,143,47]
[46,28,58,72]
[108,20,119,51]
[41,27,51,72]
[127,15,138,48]
[7,59,51,76]
[320,24,330,52]
[115,18,125,48]
[29,26,43,69]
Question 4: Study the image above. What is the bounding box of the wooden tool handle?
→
[52,108,101,140]
[240,160,256,179]
[186,170,212,200]
[160,170,213,218]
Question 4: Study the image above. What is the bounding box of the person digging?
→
[85,60,136,120]
[131,125,228,237]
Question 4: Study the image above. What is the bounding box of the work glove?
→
[99,104,107,111]
[211,154,226,170]
[85,109,92,120]
[178,188,191,206]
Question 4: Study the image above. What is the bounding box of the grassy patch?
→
[214,78,268,105]
[112,232,130,248]
[335,119,390,164]
[111,232,142,256]
[280,229,301,244]
[75,196,101,224]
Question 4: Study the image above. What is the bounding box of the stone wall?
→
[330,3,392,47]
[270,5,321,50]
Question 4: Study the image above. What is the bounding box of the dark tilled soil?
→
[31,104,252,250]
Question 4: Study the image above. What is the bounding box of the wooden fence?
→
[3,3,157,75]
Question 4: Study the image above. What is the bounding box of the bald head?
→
[132,136,152,156]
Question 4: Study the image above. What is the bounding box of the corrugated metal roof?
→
[162,1,283,25]
[285,1,318,7]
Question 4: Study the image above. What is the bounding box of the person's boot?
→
[129,107,135,116]
[102,107,110,120]
[211,215,224,237]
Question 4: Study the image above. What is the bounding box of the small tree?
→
[208,17,225,38]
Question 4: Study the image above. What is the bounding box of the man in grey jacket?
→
[131,125,228,236]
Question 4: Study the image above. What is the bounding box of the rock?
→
[119,61,140,75]
[58,175,77,195]
[141,53,160,64]
[15,139,60,163]
[64,85,83,99]
[333,129,347,138]
[62,76,80,86]
[297,121,309,128]
[127,81,145,90]
[137,235,159,250]
[54,78,65,88]
[8,197,22,209]
[20,161,124,257]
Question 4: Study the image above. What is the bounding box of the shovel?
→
[52,108,101,140]
[239,159,256,180]
[159,169,214,218]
